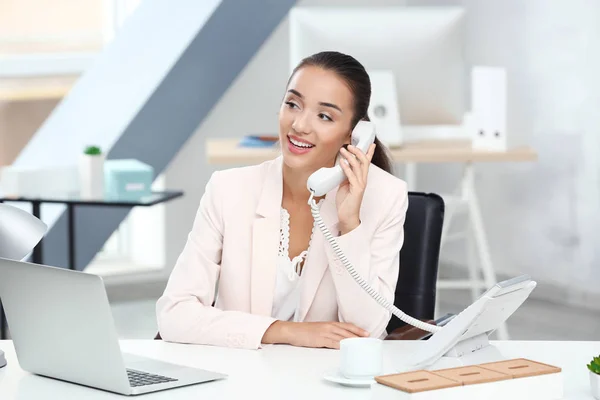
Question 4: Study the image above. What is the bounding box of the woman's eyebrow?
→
[287,89,303,98]
[287,89,342,113]
[319,102,342,113]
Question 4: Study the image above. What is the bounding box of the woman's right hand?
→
[262,321,370,349]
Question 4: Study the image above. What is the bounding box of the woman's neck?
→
[282,160,334,206]
[282,164,313,206]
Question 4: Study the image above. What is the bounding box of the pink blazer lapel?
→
[250,158,283,316]
[249,156,340,321]
[297,188,339,321]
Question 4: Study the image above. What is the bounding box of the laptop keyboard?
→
[127,369,178,387]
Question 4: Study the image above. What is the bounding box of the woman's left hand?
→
[336,142,376,235]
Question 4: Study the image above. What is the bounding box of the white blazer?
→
[156,156,408,349]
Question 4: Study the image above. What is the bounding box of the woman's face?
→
[278,65,355,173]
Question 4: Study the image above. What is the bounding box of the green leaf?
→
[589,362,600,375]
[84,145,102,155]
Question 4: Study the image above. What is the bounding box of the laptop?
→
[0,257,227,395]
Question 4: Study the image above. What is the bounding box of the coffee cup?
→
[339,337,383,379]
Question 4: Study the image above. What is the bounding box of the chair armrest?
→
[385,313,456,341]
[385,320,437,340]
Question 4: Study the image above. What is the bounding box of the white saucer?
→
[323,371,376,388]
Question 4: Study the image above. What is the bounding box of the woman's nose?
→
[292,112,312,135]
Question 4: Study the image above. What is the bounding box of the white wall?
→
[410,0,600,302]
[164,0,600,307]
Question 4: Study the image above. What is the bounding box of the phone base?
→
[395,333,505,372]
[0,349,6,368]
[426,334,505,371]
[396,277,535,372]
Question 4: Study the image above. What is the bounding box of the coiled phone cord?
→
[308,194,441,334]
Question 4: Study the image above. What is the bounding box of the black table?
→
[0,190,183,339]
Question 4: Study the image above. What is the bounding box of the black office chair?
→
[385,192,445,336]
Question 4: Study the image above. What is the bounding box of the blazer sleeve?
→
[156,171,276,349]
[323,181,408,338]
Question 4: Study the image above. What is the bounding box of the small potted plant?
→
[588,355,600,399]
[84,146,102,156]
[79,145,105,199]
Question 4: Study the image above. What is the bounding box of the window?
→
[0,0,142,76]
[2,0,161,272]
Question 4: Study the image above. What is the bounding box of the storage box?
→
[104,159,154,201]
[0,165,78,197]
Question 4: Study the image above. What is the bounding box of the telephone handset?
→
[306,121,441,335]
[307,120,377,197]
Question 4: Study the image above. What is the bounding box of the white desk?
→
[205,138,538,165]
[0,340,597,399]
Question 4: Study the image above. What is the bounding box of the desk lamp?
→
[0,203,48,368]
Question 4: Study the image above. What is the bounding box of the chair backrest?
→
[386,192,445,333]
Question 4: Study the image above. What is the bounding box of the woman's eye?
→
[285,101,298,109]
[319,113,332,122]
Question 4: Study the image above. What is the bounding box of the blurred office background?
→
[1,0,599,340]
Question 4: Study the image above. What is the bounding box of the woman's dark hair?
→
[289,51,393,174]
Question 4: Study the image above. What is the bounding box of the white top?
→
[0,340,591,399]
[271,201,322,321]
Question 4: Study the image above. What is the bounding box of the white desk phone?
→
[306,121,537,371]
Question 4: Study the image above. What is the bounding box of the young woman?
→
[156,51,408,350]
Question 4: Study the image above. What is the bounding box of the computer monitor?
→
[289,7,466,127]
